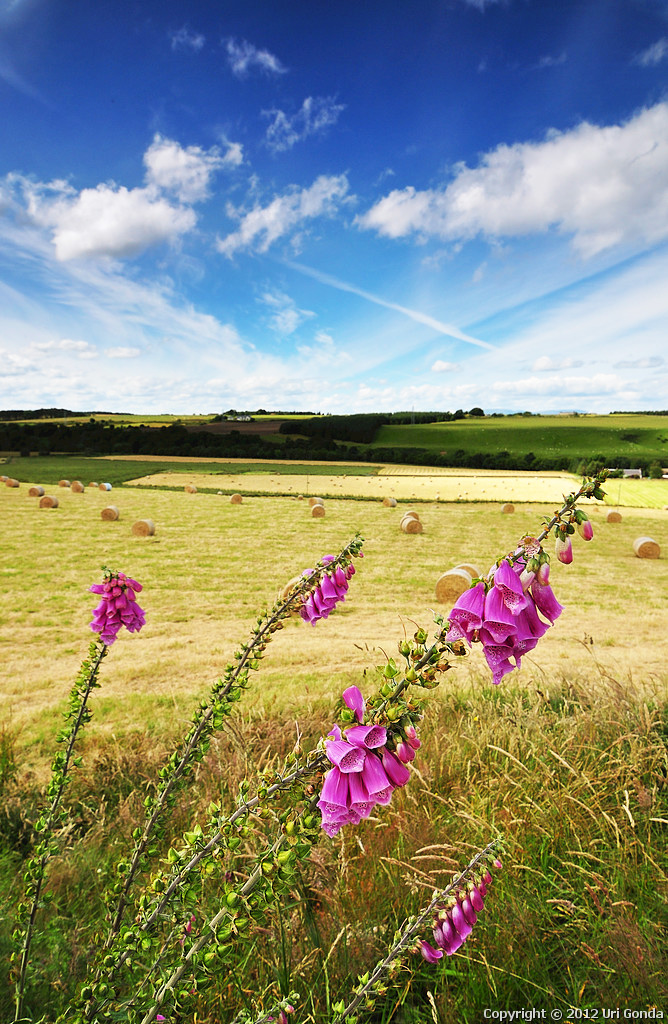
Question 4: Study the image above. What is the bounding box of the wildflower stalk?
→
[104,536,363,948]
[13,639,108,1023]
[331,839,502,1024]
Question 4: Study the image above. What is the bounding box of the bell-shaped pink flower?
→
[380,747,411,787]
[482,587,518,644]
[555,536,573,564]
[345,724,387,749]
[419,940,443,963]
[530,578,564,623]
[343,685,365,722]
[325,739,366,773]
[445,581,486,643]
[492,560,527,615]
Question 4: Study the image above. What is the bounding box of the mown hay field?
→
[1,477,666,766]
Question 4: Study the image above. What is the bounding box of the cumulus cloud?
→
[431,359,459,372]
[532,355,583,371]
[634,38,668,67]
[494,373,628,397]
[264,96,345,153]
[35,337,97,358]
[358,102,668,258]
[261,289,315,335]
[25,181,196,261]
[144,134,235,202]
[2,134,240,261]
[225,38,286,78]
[170,26,205,52]
[217,174,350,257]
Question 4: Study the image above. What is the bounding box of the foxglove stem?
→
[14,640,107,1024]
[103,537,362,957]
[331,839,502,1024]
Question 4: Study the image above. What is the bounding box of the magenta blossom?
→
[446,554,565,686]
[89,570,145,645]
[555,535,573,564]
[578,519,594,541]
[418,859,501,963]
[318,689,416,836]
[300,557,357,625]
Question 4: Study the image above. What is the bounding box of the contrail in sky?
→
[285,260,495,351]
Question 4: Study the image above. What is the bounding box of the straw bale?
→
[99,482,112,491]
[5,478,19,487]
[298,494,304,500]
[454,562,481,578]
[435,567,472,603]
[308,496,324,507]
[0,475,7,482]
[185,484,198,493]
[58,479,70,487]
[88,481,98,488]
[401,517,423,534]
[29,485,45,497]
[101,505,120,521]
[230,493,243,504]
[402,509,420,520]
[606,510,622,523]
[633,536,660,559]
[71,480,84,492]
[311,504,326,518]
[382,497,397,507]
[39,495,59,508]
[132,519,155,537]
[280,575,305,612]
[501,503,515,514]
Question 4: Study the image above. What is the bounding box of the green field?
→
[370,413,668,463]
[1,470,667,1021]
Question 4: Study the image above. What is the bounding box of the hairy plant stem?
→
[105,540,361,947]
[14,640,107,1024]
[332,839,502,1024]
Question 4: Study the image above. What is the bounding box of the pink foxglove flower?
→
[578,519,594,541]
[555,536,573,564]
[418,859,501,963]
[299,556,358,625]
[89,570,145,645]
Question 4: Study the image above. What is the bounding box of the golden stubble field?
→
[1,480,667,767]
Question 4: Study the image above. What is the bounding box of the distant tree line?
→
[2,418,664,475]
[278,410,468,444]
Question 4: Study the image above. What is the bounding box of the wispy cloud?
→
[260,289,315,336]
[144,134,237,202]
[224,38,287,78]
[169,26,205,52]
[358,102,668,258]
[264,96,345,153]
[217,175,350,257]
[286,261,494,350]
[633,37,668,67]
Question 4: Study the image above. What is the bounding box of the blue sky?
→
[1,0,667,415]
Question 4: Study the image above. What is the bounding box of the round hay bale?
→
[308,496,324,507]
[0,474,7,482]
[454,562,481,578]
[400,512,420,529]
[311,504,326,518]
[606,510,622,523]
[382,497,397,507]
[401,509,420,520]
[99,482,112,492]
[401,517,423,534]
[29,485,45,497]
[435,567,473,604]
[501,503,515,514]
[230,493,243,504]
[39,495,59,508]
[71,480,84,493]
[633,536,660,559]
[101,505,120,521]
[58,479,70,487]
[185,484,198,493]
[132,519,155,537]
[88,481,98,488]
[5,478,19,487]
[298,494,304,501]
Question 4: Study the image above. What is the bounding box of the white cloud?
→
[634,38,668,67]
[264,96,345,153]
[358,103,668,258]
[225,38,286,78]
[614,355,664,369]
[532,355,583,371]
[170,26,205,52]
[493,372,629,398]
[217,174,350,257]
[29,181,196,261]
[106,346,140,358]
[144,134,234,202]
[261,289,315,335]
[431,360,459,372]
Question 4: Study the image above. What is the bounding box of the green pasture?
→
[1,480,667,1020]
[370,413,668,463]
